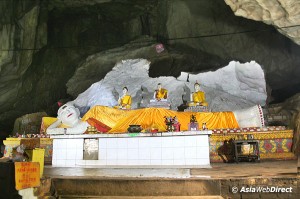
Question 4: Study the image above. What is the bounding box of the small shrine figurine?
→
[11,144,29,162]
[173,116,181,131]
[188,114,199,131]
[153,83,168,101]
[190,114,197,123]
[164,116,181,132]
[149,83,170,109]
[189,82,208,107]
[116,87,132,109]
[164,116,174,132]
[202,122,207,130]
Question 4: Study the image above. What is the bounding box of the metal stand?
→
[233,140,260,163]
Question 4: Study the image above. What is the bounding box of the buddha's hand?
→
[46,128,64,135]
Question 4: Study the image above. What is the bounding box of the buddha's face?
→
[123,88,128,95]
[157,84,162,90]
[195,84,200,92]
[58,104,80,126]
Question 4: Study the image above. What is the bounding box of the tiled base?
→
[51,131,211,168]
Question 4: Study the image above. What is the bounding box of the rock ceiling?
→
[1,0,300,134]
[225,0,300,44]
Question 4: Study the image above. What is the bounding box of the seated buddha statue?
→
[116,87,132,109]
[153,83,168,102]
[189,82,208,107]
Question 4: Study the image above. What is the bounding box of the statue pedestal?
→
[148,100,170,109]
[188,123,199,131]
[184,106,208,112]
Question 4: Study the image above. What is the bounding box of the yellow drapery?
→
[82,106,239,133]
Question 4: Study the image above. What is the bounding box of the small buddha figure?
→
[153,83,168,102]
[189,82,208,107]
[117,87,132,109]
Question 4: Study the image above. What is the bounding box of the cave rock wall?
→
[72,59,267,112]
[225,0,300,45]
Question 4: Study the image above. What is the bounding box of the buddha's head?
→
[57,103,80,126]
[157,83,162,90]
[122,87,128,95]
[194,82,200,92]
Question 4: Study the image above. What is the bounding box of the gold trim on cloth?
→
[210,152,296,162]
[260,152,296,159]
[210,130,294,142]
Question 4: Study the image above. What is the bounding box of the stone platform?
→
[38,160,299,199]
[50,131,212,168]
[184,106,208,112]
[148,101,171,109]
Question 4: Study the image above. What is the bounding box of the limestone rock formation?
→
[268,93,300,155]
[13,112,48,135]
[72,59,267,112]
[0,1,47,133]
[163,0,300,98]
[224,0,300,45]
[293,112,300,155]
[1,0,300,136]
[66,37,163,97]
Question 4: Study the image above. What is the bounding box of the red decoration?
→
[87,118,112,133]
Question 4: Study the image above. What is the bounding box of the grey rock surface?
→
[225,0,300,45]
[1,0,300,136]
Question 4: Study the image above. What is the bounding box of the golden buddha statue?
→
[189,82,208,107]
[117,87,132,109]
[153,83,168,101]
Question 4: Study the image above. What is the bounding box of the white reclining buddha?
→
[46,103,111,135]
[45,103,264,135]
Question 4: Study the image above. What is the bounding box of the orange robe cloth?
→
[82,106,239,133]
[189,91,208,106]
[155,88,168,100]
[119,95,132,109]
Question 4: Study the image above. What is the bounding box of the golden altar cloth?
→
[82,106,239,133]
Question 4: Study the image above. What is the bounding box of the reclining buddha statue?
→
[45,103,264,134]
[46,103,111,135]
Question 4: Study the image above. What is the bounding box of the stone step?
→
[60,196,224,199]
[51,177,299,199]
[52,179,222,197]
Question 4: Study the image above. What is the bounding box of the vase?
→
[127,125,142,133]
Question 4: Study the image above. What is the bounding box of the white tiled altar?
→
[51,131,212,168]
